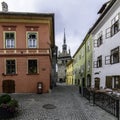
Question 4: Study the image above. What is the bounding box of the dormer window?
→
[97,1,110,14]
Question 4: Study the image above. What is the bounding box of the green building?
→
[73,32,92,94]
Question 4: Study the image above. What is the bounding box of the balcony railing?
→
[82,88,119,120]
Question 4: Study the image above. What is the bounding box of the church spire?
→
[64,28,66,44]
[62,28,67,52]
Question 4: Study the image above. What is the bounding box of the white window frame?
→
[4,31,16,48]
[27,58,39,74]
[5,59,17,75]
[27,32,38,48]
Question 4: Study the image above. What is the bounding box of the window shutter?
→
[105,27,111,39]
[118,13,120,30]
[110,55,113,64]
[105,55,111,65]
[106,76,112,88]
[93,61,97,68]
[94,39,98,47]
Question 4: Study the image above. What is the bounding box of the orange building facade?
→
[0,12,55,93]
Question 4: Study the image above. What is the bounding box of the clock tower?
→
[57,30,71,82]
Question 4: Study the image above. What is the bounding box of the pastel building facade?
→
[91,0,120,89]
[66,59,74,85]
[0,12,56,93]
[73,33,92,89]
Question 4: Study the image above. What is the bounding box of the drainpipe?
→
[85,37,87,88]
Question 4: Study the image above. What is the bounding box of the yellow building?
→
[66,59,74,85]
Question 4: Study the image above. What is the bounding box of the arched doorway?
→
[94,78,100,90]
[2,80,15,93]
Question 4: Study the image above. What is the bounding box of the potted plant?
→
[0,94,19,119]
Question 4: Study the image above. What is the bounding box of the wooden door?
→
[106,76,112,88]
[2,80,15,93]
[94,78,100,90]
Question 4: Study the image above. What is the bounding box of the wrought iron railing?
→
[95,92,119,119]
[82,87,119,120]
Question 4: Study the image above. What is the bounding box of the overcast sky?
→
[1,0,108,56]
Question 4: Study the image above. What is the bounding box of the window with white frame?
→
[111,14,119,36]
[97,31,103,47]
[106,13,120,38]
[111,47,119,64]
[106,76,120,89]
[93,56,102,68]
[97,55,102,67]
[113,76,120,89]
[94,31,103,47]
[6,59,16,75]
[28,59,38,74]
[105,27,111,38]
[27,32,37,48]
[5,32,15,48]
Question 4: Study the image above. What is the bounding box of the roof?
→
[90,0,117,33]
[0,11,54,17]
[66,59,73,66]
[73,0,117,58]
[73,32,90,58]
[97,1,110,14]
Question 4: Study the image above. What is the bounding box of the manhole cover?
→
[43,104,56,109]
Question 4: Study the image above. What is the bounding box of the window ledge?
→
[27,73,39,75]
[2,73,18,76]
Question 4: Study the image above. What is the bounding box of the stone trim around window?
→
[26,32,38,49]
[5,59,17,75]
[3,31,16,49]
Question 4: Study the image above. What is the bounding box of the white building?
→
[91,0,120,89]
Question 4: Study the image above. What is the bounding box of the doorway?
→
[87,74,91,88]
[2,80,15,93]
[94,78,100,90]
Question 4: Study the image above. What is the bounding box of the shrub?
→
[0,94,11,104]
[8,99,18,108]
[0,94,19,115]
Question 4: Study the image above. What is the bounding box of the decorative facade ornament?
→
[1,2,8,12]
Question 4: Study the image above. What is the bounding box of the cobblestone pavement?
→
[7,83,117,120]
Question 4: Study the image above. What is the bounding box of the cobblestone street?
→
[9,83,116,120]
